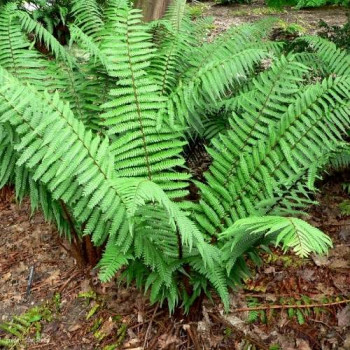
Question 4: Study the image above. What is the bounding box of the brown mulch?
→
[0,174,350,349]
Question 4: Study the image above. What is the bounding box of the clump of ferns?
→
[1,0,350,313]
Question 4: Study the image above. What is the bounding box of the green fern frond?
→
[302,36,350,76]
[17,10,73,65]
[69,24,108,68]
[0,69,127,247]
[196,76,350,239]
[329,144,350,169]
[222,216,332,257]
[70,0,104,38]
[115,178,219,268]
[0,3,52,87]
[160,20,279,129]
[98,242,133,282]
[100,5,190,199]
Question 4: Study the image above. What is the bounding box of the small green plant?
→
[344,183,350,194]
[245,295,347,326]
[53,292,61,312]
[339,200,350,216]
[187,3,208,19]
[231,7,284,16]
[267,0,350,8]
[0,307,52,348]
[283,22,306,35]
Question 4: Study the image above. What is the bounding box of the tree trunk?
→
[135,0,172,21]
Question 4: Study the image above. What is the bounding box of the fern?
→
[1,1,349,313]
[18,10,73,65]
[300,36,350,77]
[155,18,280,129]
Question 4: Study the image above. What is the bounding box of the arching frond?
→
[301,36,350,76]
[160,20,280,130]
[17,10,73,65]
[222,216,332,258]
[196,76,350,239]
[0,3,52,87]
[70,0,104,38]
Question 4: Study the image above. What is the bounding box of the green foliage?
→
[267,0,349,8]
[295,0,350,7]
[0,0,349,312]
[344,183,350,194]
[24,0,69,35]
[0,306,52,348]
[339,199,350,216]
[187,3,208,19]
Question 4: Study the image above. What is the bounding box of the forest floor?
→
[1,2,350,350]
[204,0,348,35]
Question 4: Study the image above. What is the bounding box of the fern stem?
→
[125,16,152,180]
[7,16,19,77]
[59,200,86,266]
[176,228,183,259]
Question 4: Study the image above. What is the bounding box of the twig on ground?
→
[58,270,80,293]
[143,305,159,349]
[232,299,350,312]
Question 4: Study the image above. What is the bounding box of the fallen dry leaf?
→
[158,334,178,348]
[337,306,350,327]
[296,339,312,350]
[2,272,11,282]
[68,324,82,332]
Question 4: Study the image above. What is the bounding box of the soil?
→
[204,0,348,35]
[1,3,350,350]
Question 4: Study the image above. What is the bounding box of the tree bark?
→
[135,0,172,21]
